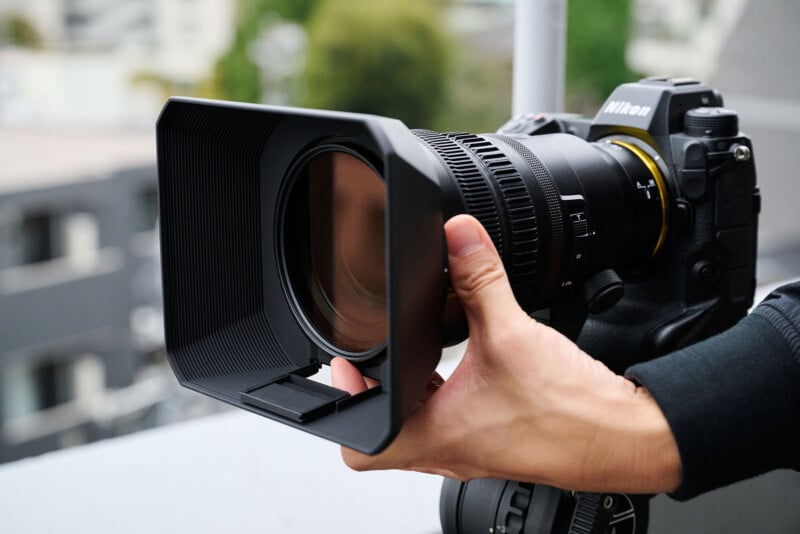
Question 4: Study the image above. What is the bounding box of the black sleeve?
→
[625,281,800,501]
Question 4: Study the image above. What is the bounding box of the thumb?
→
[445,214,522,332]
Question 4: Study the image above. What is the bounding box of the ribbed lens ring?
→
[447,133,539,291]
[412,130,505,255]
[489,134,565,292]
[413,130,540,296]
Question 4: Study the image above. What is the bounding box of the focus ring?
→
[412,129,505,255]
[444,133,539,292]
[491,134,565,290]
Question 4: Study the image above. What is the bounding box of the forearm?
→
[626,283,800,500]
[525,366,681,494]
[459,327,683,494]
[625,385,682,492]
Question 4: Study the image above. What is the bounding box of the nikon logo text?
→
[603,100,652,117]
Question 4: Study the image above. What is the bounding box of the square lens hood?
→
[156,98,446,453]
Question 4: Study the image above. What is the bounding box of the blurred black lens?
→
[283,150,387,355]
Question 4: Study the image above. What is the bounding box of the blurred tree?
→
[198,0,635,125]
[203,21,262,102]
[434,49,512,134]
[257,0,319,24]
[200,0,321,102]
[302,0,450,128]
[566,0,637,112]
[432,0,639,131]
[3,14,42,48]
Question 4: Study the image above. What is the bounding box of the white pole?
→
[512,0,567,116]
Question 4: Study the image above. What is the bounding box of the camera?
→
[156,77,758,530]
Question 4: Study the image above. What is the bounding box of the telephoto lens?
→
[281,126,669,353]
[413,128,668,344]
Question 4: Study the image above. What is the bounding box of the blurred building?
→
[0,127,167,463]
[0,0,235,126]
[0,0,238,464]
[628,0,750,80]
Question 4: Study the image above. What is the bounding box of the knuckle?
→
[457,257,507,297]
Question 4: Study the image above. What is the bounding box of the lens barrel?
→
[278,126,669,354]
[278,127,669,354]
[413,130,668,312]
[440,478,649,534]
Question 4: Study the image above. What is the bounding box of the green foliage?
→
[302,0,450,128]
[566,0,637,111]
[430,0,640,131]
[201,5,261,101]
[3,14,42,48]
[203,0,636,123]
[204,30,262,102]
[434,51,512,134]
[202,0,321,102]
[245,0,320,23]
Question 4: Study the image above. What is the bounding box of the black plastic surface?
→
[157,98,445,453]
[241,375,350,422]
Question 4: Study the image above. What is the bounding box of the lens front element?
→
[284,150,387,356]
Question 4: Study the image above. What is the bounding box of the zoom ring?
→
[412,130,505,256]
[445,132,539,292]
[491,134,564,272]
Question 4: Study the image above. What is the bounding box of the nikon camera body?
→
[481,77,759,371]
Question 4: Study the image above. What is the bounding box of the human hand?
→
[332,214,681,493]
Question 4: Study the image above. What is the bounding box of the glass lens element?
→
[287,151,387,354]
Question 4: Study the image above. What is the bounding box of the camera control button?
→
[680,169,707,199]
[570,212,589,237]
[683,141,707,167]
[583,269,624,314]
[685,107,739,137]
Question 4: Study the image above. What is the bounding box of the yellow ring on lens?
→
[611,140,669,258]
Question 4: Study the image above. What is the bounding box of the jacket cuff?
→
[625,313,800,500]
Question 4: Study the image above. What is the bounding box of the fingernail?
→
[447,219,483,257]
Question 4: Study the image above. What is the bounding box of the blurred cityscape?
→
[0,0,798,464]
